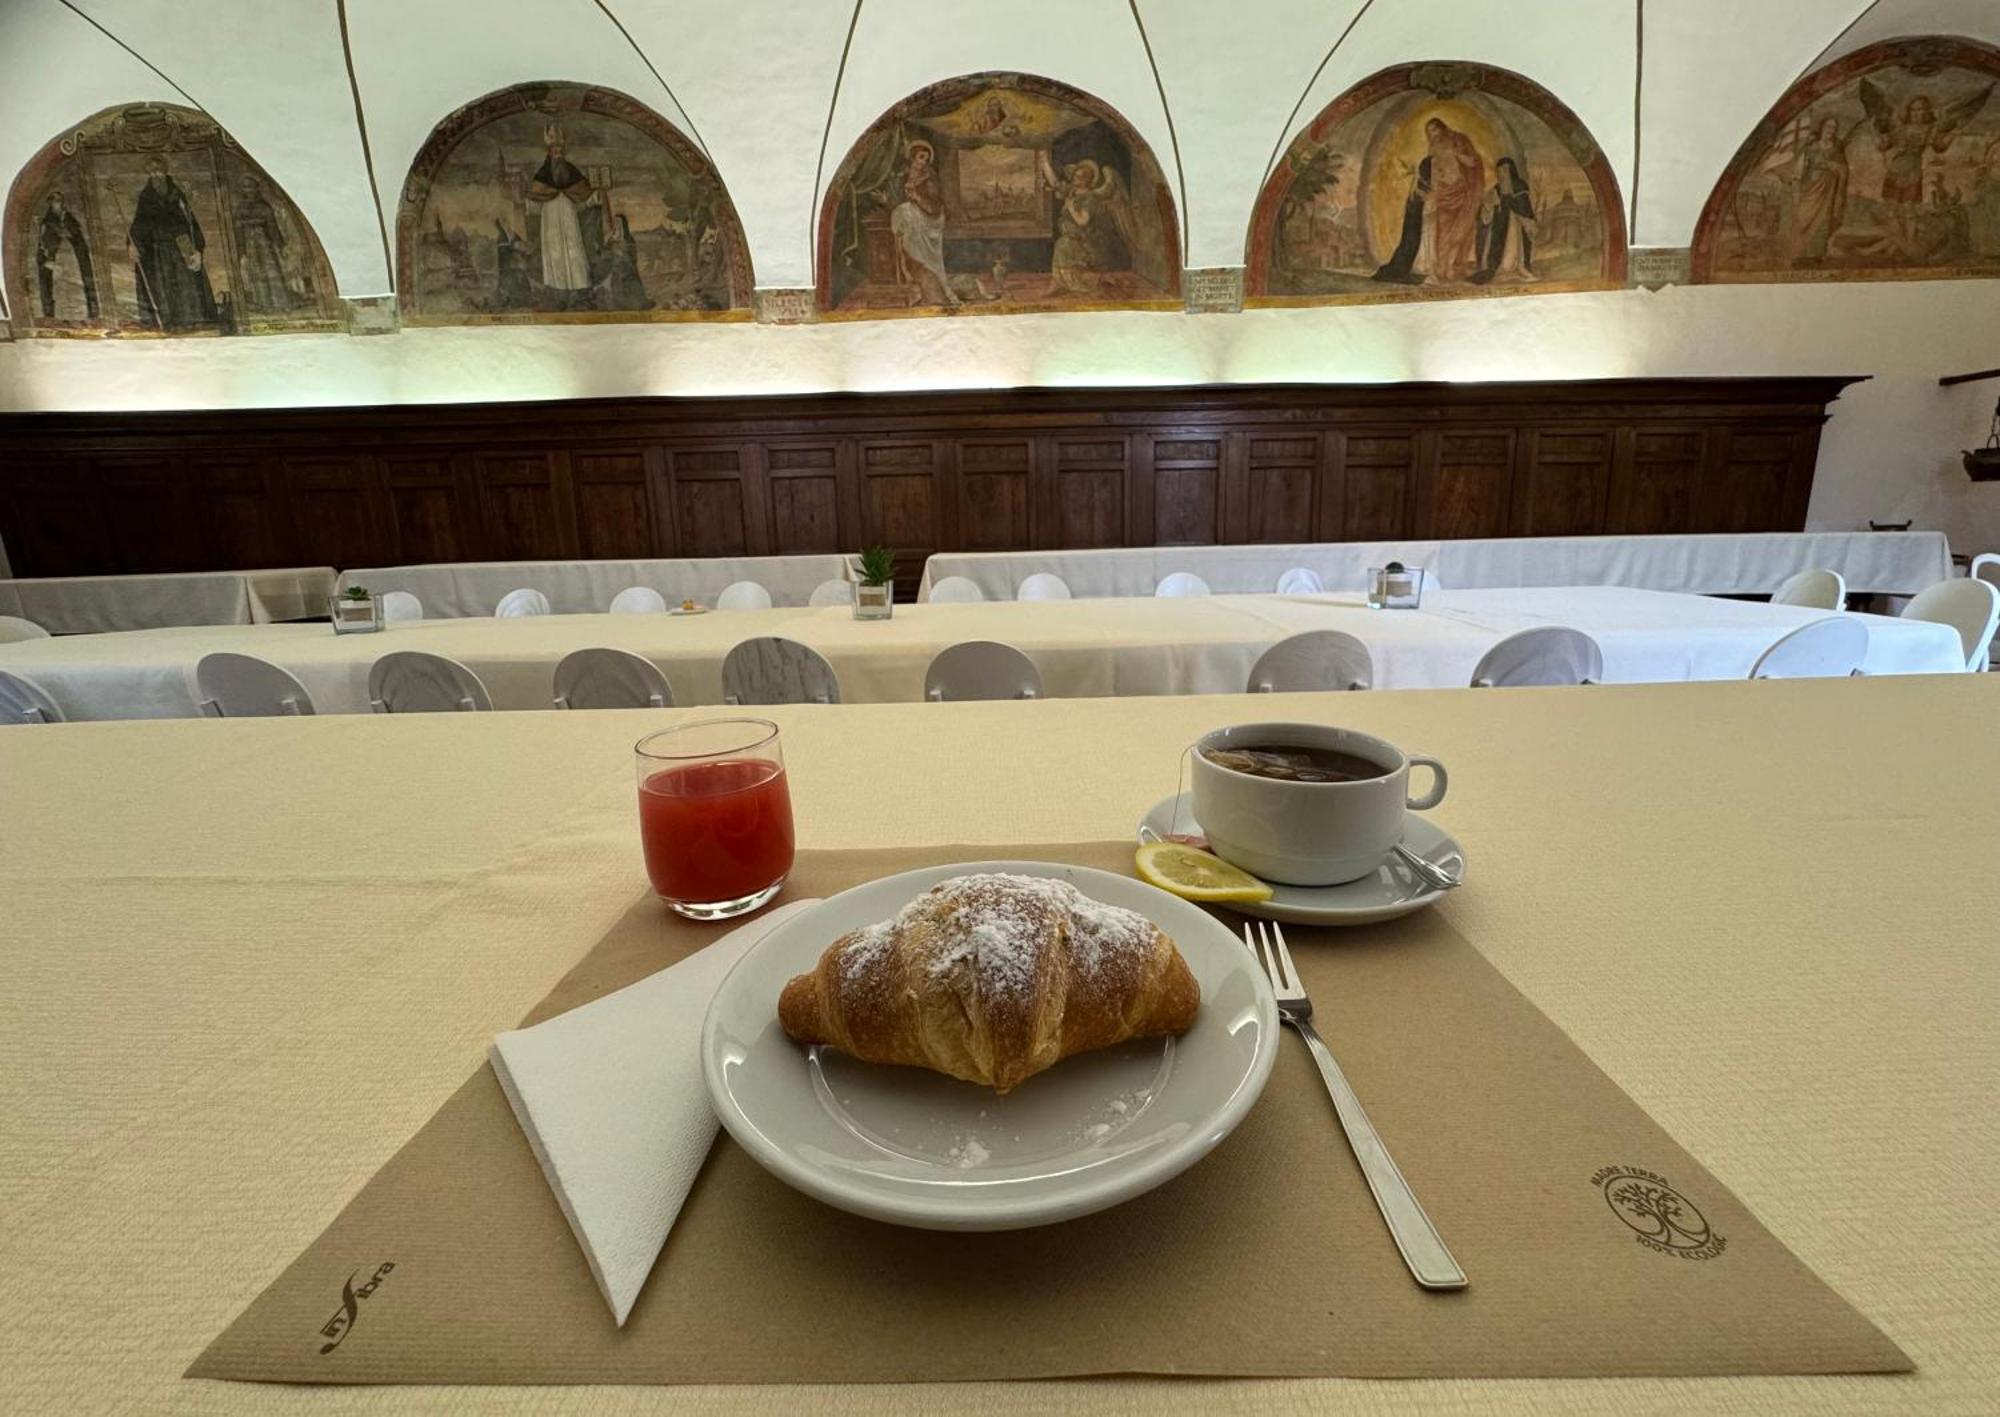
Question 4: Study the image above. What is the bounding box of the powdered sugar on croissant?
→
[779,873,1200,1093]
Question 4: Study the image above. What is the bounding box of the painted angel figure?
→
[1856,78,1993,257]
[1035,151,1142,296]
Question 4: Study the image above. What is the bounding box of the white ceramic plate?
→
[1139,792,1466,926]
[701,860,1278,1231]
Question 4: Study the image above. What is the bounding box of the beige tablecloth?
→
[0,586,1965,719]
[335,556,849,616]
[1,676,1994,1415]
[0,566,335,632]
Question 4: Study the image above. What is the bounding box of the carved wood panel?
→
[96,454,192,572]
[472,452,569,561]
[957,440,1032,551]
[1150,435,1221,545]
[282,456,380,572]
[762,442,846,555]
[2,457,106,577]
[1512,430,1613,537]
[1699,430,1800,534]
[1425,431,1516,540]
[189,456,295,568]
[1245,433,1318,544]
[1049,436,1128,549]
[1609,428,1706,535]
[1332,432,1417,541]
[380,455,472,565]
[664,447,751,559]
[570,451,652,560]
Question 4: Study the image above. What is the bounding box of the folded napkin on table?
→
[489,898,819,1325]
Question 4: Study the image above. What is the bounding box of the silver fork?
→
[1247,918,1468,1291]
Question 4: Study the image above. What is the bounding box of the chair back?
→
[924,641,1043,701]
[1749,617,1870,679]
[368,651,493,712]
[722,637,840,705]
[928,575,986,603]
[195,652,317,717]
[0,669,63,724]
[716,579,774,611]
[553,647,673,709]
[1274,567,1325,595]
[609,585,668,614]
[1247,630,1373,693]
[0,615,51,643]
[1770,568,1846,610]
[495,587,552,618]
[1016,572,1072,601]
[379,590,424,622]
[1470,627,1604,687]
[1902,576,2000,670]
[808,578,854,607]
[1155,571,1212,598]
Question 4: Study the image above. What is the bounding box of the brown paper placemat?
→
[191,842,1909,1385]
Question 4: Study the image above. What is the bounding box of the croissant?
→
[779,873,1200,1093]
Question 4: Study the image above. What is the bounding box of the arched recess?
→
[4,103,342,338]
[1246,62,1627,305]
[396,82,753,324]
[816,72,1181,318]
[1690,37,2000,284]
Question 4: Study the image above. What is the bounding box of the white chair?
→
[0,615,51,643]
[379,590,424,622]
[1247,631,1373,693]
[808,578,854,607]
[925,641,1043,701]
[494,587,552,618]
[0,669,63,724]
[716,580,774,611]
[609,585,668,614]
[195,652,317,717]
[1770,568,1846,610]
[928,576,987,603]
[1901,577,2000,671]
[1274,567,1325,596]
[553,647,673,709]
[1748,617,1870,679]
[1155,572,1212,598]
[722,637,840,705]
[1016,572,1072,601]
[1470,627,1603,687]
[1971,552,2000,590]
[368,651,492,713]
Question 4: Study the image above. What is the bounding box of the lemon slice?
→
[1135,842,1273,903]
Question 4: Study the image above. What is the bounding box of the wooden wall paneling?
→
[1780,429,1820,530]
[663,445,755,558]
[761,440,848,555]
[281,454,386,571]
[95,453,194,572]
[954,437,1034,551]
[1312,432,1348,542]
[1048,433,1128,549]
[0,455,106,577]
[1338,431,1419,540]
[1243,430,1319,543]
[471,450,575,561]
[379,453,476,565]
[1510,428,1614,537]
[187,454,297,568]
[1697,428,1798,533]
[569,449,654,560]
[1149,431,1222,545]
[857,438,943,589]
[1607,426,1707,534]
[1422,429,1517,540]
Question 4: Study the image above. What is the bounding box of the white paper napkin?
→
[489,898,818,1325]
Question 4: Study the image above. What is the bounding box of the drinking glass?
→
[635,718,795,920]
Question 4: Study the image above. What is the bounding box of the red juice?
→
[639,758,794,904]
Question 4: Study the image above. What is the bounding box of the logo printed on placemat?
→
[317,1261,395,1354]
[1592,1166,1727,1259]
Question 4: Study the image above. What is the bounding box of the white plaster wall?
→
[1826,0,2000,62]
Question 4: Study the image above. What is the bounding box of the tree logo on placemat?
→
[317,1261,395,1354]
[1591,1166,1727,1260]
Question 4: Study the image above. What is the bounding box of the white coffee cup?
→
[1190,722,1447,886]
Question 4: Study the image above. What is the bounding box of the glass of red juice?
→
[635,718,795,920]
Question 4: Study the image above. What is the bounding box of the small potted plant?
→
[330,584,383,634]
[853,546,896,621]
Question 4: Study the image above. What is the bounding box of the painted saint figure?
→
[493,219,532,308]
[527,125,595,306]
[1374,117,1484,284]
[1473,157,1537,283]
[888,140,956,306]
[1857,81,1994,257]
[36,190,98,319]
[128,156,217,330]
[232,175,297,313]
[1788,116,1852,262]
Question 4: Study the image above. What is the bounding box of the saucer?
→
[1137,792,1465,926]
[669,605,710,616]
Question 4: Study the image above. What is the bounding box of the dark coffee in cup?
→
[1199,744,1389,784]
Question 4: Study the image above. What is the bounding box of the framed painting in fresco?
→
[1691,38,2000,284]
[1247,63,1626,306]
[3,104,342,338]
[397,83,753,324]
[817,73,1180,317]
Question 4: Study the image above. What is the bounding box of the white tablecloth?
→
[0,567,336,633]
[918,533,1954,600]
[335,556,849,616]
[1,587,1963,720]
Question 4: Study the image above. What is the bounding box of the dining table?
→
[0,565,337,632]
[0,585,1967,719]
[2,672,1994,1413]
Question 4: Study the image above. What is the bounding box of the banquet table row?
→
[335,554,849,616]
[917,531,1955,601]
[0,566,336,632]
[2,676,1993,1414]
[0,586,1966,719]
